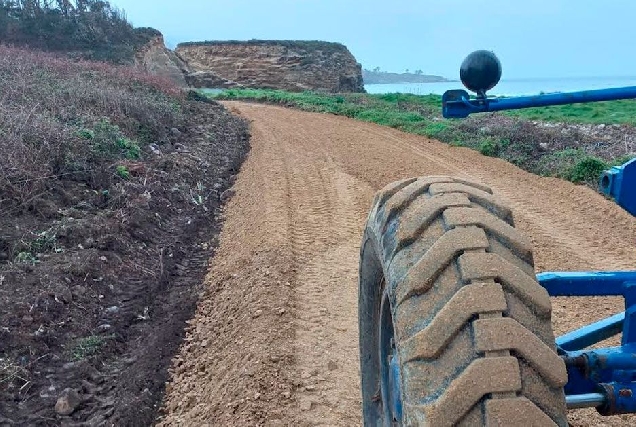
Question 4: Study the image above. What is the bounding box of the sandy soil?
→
[159,102,636,426]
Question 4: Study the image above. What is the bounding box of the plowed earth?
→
[160,102,636,426]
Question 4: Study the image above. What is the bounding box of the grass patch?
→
[68,335,114,361]
[505,100,636,125]
[116,165,131,180]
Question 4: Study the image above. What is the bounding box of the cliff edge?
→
[175,40,365,93]
[134,32,190,87]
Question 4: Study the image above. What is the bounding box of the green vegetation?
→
[14,228,60,264]
[68,335,114,361]
[214,89,636,186]
[505,100,636,125]
[178,39,348,54]
[116,165,131,180]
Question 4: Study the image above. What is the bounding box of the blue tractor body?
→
[442,52,636,415]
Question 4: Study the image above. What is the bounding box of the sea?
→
[364,76,636,97]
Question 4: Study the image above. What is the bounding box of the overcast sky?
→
[111,0,635,80]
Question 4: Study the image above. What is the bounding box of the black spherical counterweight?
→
[460,50,502,94]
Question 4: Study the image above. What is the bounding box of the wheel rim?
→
[379,287,403,426]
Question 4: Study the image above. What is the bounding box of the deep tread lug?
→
[401,282,507,361]
[394,226,489,305]
[458,252,552,317]
[474,318,568,387]
[485,397,558,427]
[413,357,521,427]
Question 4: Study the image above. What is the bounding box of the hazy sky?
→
[111,0,636,80]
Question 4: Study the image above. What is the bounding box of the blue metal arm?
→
[442,86,636,119]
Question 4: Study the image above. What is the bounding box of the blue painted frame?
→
[537,271,636,415]
[534,154,636,415]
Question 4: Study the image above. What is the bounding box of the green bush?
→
[478,138,498,157]
[91,120,141,160]
[116,138,141,159]
[565,156,609,183]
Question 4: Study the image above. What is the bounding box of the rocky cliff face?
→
[134,34,190,87]
[175,40,365,93]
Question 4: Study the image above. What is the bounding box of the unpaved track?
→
[160,103,636,426]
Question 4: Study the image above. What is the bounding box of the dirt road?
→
[159,102,636,426]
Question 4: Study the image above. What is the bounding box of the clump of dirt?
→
[0,98,249,425]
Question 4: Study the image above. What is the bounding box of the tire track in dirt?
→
[160,102,636,426]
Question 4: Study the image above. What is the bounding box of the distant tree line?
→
[370,67,425,75]
[363,68,449,84]
[0,0,159,63]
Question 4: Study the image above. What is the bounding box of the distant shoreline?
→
[365,79,460,85]
[362,69,451,84]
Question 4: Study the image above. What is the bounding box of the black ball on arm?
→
[460,50,502,96]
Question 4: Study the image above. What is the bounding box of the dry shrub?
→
[0,45,186,212]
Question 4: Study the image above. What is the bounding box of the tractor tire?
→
[359,176,568,426]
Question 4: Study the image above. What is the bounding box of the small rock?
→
[55,286,73,304]
[104,306,119,314]
[327,360,338,371]
[538,142,549,151]
[55,388,81,415]
[254,392,261,400]
[282,391,291,399]
[99,256,107,261]
[149,144,162,156]
[170,127,182,136]
[305,385,316,391]
[97,324,111,332]
[278,308,286,315]
[252,309,263,318]
[300,400,313,411]
[72,285,87,296]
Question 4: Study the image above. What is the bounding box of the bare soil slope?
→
[160,102,636,426]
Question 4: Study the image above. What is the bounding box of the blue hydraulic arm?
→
[442,86,636,119]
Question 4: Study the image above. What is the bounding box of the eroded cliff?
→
[175,40,365,93]
[134,33,190,87]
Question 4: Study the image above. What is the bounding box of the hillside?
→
[0,0,158,64]
[0,45,249,425]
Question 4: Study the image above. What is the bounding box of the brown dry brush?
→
[0,45,184,214]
